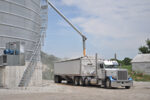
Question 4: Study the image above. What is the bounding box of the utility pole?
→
[95,53,98,77]
[114,53,117,60]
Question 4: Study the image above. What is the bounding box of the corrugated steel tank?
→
[0,0,41,60]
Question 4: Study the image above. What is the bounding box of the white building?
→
[131,54,150,75]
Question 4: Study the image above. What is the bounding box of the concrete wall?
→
[0,67,5,87]
[29,62,43,86]
[0,62,42,88]
[132,62,150,75]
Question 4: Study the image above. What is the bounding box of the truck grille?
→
[117,71,128,80]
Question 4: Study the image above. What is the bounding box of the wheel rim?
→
[106,80,110,88]
[75,78,78,85]
[85,79,88,86]
[80,78,82,85]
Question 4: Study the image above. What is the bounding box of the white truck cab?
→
[98,60,133,89]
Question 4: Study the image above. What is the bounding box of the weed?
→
[121,65,150,81]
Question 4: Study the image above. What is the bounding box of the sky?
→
[42,0,150,60]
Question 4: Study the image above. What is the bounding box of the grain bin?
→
[0,0,42,60]
[0,0,48,88]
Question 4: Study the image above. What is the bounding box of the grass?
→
[121,65,150,82]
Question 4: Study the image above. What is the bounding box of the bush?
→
[122,65,150,81]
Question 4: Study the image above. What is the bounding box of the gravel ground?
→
[0,81,150,100]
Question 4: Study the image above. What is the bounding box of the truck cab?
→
[98,60,133,89]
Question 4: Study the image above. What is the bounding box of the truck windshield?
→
[104,65,118,68]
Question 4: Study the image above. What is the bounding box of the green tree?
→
[123,57,132,65]
[139,38,150,54]
[139,46,149,54]
[146,39,150,50]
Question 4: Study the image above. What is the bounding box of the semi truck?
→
[54,56,133,89]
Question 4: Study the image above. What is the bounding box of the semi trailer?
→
[54,56,133,89]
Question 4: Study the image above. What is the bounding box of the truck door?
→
[97,64,105,79]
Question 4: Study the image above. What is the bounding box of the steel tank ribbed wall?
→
[0,0,41,60]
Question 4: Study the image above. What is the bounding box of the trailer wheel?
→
[125,86,130,89]
[79,77,85,86]
[58,76,62,83]
[74,77,79,86]
[54,75,58,83]
[105,78,111,89]
[67,81,73,84]
[54,75,61,83]
[85,78,89,86]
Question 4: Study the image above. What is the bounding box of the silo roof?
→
[131,54,150,63]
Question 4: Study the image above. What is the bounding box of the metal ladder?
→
[18,34,44,87]
[18,0,48,87]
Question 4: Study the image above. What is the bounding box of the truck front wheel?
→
[105,79,111,89]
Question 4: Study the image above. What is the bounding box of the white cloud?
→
[61,0,150,35]
[71,17,131,38]
[58,0,150,59]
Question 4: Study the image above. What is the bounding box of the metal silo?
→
[0,0,48,88]
[0,0,41,60]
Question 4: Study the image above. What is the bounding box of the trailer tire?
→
[74,77,79,86]
[58,76,62,83]
[79,77,85,86]
[54,75,58,83]
[54,75,62,83]
[67,81,73,84]
[125,86,130,89]
[105,78,111,89]
[85,78,89,86]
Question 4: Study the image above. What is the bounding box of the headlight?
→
[128,77,132,81]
